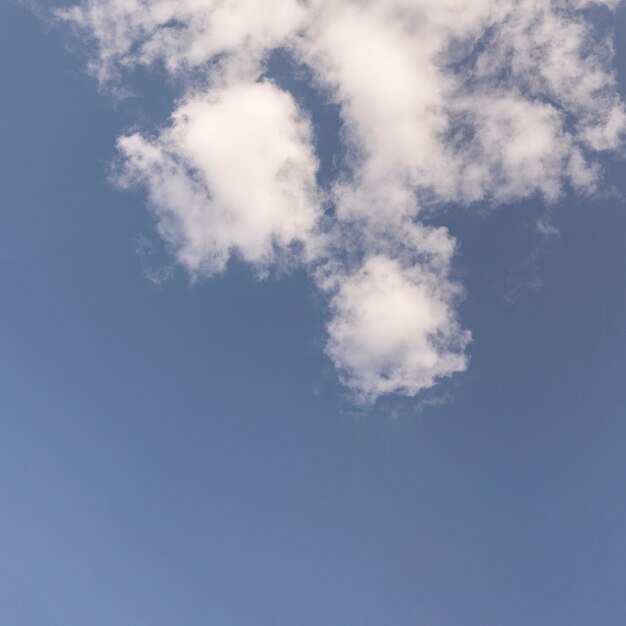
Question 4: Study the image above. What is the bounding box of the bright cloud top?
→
[58,0,625,401]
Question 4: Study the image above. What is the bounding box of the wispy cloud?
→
[56,0,625,402]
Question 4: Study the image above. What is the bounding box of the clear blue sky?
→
[1,2,626,625]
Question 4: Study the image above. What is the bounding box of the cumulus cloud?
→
[116,80,321,276]
[57,0,625,401]
[326,255,469,401]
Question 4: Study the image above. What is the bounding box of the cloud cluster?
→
[58,0,625,401]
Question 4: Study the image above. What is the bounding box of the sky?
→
[1,1,626,625]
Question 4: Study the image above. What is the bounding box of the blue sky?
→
[2,1,626,625]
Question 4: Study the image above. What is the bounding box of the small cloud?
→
[535,210,561,238]
[136,235,174,286]
[505,234,558,308]
[325,255,470,404]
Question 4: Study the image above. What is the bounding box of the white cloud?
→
[116,80,321,276]
[57,0,308,83]
[59,0,625,401]
[300,0,624,214]
[325,255,470,402]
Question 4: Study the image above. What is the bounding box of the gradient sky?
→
[2,2,626,625]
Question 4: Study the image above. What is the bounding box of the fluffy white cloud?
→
[58,0,625,401]
[326,255,469,401]
[116,80,321,276]
[301,0,624,216]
